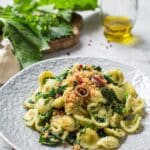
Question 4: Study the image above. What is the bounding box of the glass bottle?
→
[101,0,138,44]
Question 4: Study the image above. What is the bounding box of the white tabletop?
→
[0,0,150,149]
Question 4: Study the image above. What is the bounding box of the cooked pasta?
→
[23,64,144,150]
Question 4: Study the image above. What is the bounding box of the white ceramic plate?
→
[0,57,150,150]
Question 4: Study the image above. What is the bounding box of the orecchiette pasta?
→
[97,136,119,149]
[110,113,122,128]
[74,115,93,126]
[42,79,59,93]
[90,88,106,103]
[120,115,142,133]
[122,82,137,97]
[23,64,144,149]
[50,116,63,134]
[52,97,64,109]
[35,117,44,132]
[61,116,75,132]
[24,109,38,127]
[38,70,54,86]
[104,128,126,138]
[107,69,124,84]
[24,97,35,109]
[77,128,99,149]
[131,97,144,114]
[35,98,51,114]
[107,84,124,102]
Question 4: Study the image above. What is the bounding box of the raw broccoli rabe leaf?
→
[14,0,98,12]
[3,20,48,68]
[50,24,72,41]
[43,0,98,10]
[37,5,72,22]
[12,8,73,42]
[13,0,38,12]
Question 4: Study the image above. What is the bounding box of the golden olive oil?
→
[103,16,133,44]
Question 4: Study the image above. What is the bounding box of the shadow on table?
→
[43,41,82,59]
[81,10,102,36]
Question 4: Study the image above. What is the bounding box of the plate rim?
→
[0,56,149,149]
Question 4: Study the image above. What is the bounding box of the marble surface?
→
[0,0,150,149]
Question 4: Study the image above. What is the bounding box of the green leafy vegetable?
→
[97,129,107,137]
[56,69,70,82]
[39,109,53,125]
[35,88,56,99]
[92,65,102,72]
[95,116,105,123]
[101,87,118,103]
[103,74,118,85]
[0,6,72,68]
[14,0,98,12]
[49,88,57,98]
[101,87,124,114]
[57,85,68,95]
[3,20,47,68]
[66,132,77,144]
[112,103,124,114]
[50,24,72,41]
[44,0,98,10]
[39,133,62,146]
[35,85,67,100]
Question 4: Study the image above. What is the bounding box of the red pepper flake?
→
[78,80,83,84]
[78,64,83,71]
[79,64,83,68]
[76,75,83,84]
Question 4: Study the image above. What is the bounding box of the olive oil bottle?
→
[101,0,138,44]
[103,16,133,42]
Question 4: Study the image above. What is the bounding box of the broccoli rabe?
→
[92,65,102,72]
[39,133,61,146]
[103,75,118,85]
[101,87,118,102]
[101,87,124,114]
